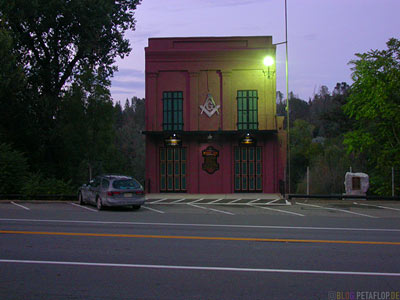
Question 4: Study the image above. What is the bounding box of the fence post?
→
[307,166,310,196]
[392,167,395,197]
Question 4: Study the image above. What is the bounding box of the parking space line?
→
[142,206,165,214]
[188,204,235,215]
[170,198,186,204]
[297,202,378,218]
[354,202,400,212]
[266,199,281,204]
[250,205,305,217]
[70,203,98,212]
[229,198,242,204]
[209,198,224,204]
[188,198,204,204]
[248,198,261,204]
[10,201,30,210]
[150,198,168,204]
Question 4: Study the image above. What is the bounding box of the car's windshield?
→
[112,179,141,190]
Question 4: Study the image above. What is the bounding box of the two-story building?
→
[144,36,286,194]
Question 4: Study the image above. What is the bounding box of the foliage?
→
[343,38,400,195]
[0,143,29,194]
[21,172,74,196]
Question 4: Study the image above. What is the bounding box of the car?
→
[78,175,145,210]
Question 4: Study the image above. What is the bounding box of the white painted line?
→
[248,198,261,204]
[70,203,98,212]
[170,198,186,204]
[188,204,235,215]
[209,198,224,204]
[228,198,242,204]
[285,199,292,205]
[1,259,399,277]
[149,198,168,204]
[354,202,400,212]
[266,198,281,204]
[188,198,204,204]
[142,205,165,214]
[250,205,305,217]
[297,202,378,218]
[10,202,30,211]
[1,218,399,233]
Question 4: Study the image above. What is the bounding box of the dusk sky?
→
[111,0,400,103]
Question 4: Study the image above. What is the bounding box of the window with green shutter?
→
[162,91,183,131]
[237,90,258,130]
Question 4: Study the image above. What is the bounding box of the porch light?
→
[241,133,255,145]
[164,134,181,147]
[263,56,274,67]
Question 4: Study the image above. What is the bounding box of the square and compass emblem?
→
[199,93,220,117]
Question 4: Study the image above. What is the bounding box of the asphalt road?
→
[1,200,400,300]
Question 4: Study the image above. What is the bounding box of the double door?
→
[160,147,187,192]
[234,147,262,192]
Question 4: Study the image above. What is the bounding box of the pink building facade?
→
[144,36,286,194]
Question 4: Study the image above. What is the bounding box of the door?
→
[160,147,187,192]
[234,147,262,192]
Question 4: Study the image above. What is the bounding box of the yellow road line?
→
[1,230,400,245]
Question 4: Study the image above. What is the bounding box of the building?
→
[144,36,286,194]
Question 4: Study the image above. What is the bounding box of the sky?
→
[110,0,400,103]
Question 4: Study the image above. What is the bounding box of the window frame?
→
[237,90,258,130]
[162,91,183,131]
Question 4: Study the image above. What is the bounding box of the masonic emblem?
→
[200,93,220,117]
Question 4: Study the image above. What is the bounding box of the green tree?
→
[0,0,141,182]
[343,38,400,195]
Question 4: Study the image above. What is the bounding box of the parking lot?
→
[2,197,400,218]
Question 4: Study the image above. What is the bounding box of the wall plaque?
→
[202,146,219,174]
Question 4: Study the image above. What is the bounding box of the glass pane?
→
[167,162,173,175]
[242,176,247,190]
[249,148,254,161]
[174,177,180,190]
[160,162,166,175]
[242,148,247,160]
[235,162,240,175]
[181,162,186,175]
[249,177,255,190]
[249,162,254,175]
[174,162,180,175]
[161,177,166,190]
[168,177,173,190]
[256,177,262,190]
[181,148,186,161]
[181,176,186,190]
[167,149,173,161]
[235,177,240,190]
[242,162,247,175]
[256,162,261,175]
[174,149,180,161]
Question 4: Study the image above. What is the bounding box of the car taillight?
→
[107,191,121,196]
[135,191,144,195]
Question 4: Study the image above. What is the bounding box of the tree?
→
[0,0,141,180]
[344,38,400,195]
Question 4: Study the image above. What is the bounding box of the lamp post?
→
[267,0,290,195]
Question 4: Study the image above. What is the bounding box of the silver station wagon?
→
[78,175,145,210]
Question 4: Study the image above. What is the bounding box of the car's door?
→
[88,177,101,204]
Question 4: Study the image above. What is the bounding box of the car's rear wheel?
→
[78,193,84,205]
[96,197,103,210]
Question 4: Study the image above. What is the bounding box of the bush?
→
[21,172,75,196]
[0,143,29,194]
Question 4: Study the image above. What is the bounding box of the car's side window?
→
[92,177,101,187]
[102,179,109,189]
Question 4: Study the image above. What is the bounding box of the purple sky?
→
[111,0,400,103]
